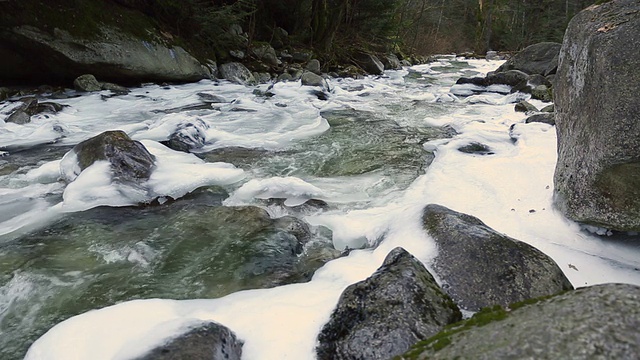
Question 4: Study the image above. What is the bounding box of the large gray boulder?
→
[355,53,385,75]
[316,247,461,360]
[0,26,208,84]
[402,283,640,359]
[554,0,640,232]
[422,204,573,311]
[301,71,328,90]
[61,130,155,183]
[134,321,243,360]
[495,42,561,76]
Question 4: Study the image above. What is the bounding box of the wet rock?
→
[74,74,102,92]
[306,59,321,74]
[495,42,562,76]
[134,321,242,360]
[5,110,31,124]
[531,85,552,101]
[458,142,494,155]
[525,113,555,125]
[197,92,228,103]
[403,283,640,359]
[163,119,208,153]
[277,73,294,82]
[292,51,312,63]
[355,53,385,75]
[4,96,55,124]
[62,130,155,183]
[317,247,461,360]
[554,0,640,231]
[485,70,529,86]
[514,101,538,113]
[540,104,554,113]
[381,53,402,70]
[301,71,328,90]
[100,82,129,95]
[422,204,573,311]
[218,62,255,85]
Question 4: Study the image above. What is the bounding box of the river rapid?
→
[1,58,640,360]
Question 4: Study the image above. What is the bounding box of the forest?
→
[124,0,595,57]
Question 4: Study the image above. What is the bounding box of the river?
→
[1,58,639,360]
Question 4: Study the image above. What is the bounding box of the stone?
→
[163,119,209,153]
[531,84,552,101]
[292,51,312,63]
[61,130,155,183]
[457,142,494,155]
[403,283,640,359]
[5,110,31,124]
[540,104,554,113]
[355,53,385,75]
[381,53,402,70]
[305,59,321,74]
[495,42,562,75]
[485,50,499,60]
[0,25,208,85]
[525,113,555,125]
[515,101,538,113]
[218,62,256,85]
[317,247,461,360]
[73,74,102,92]
[229,50,245,60]
[554,0,640,231]
[134,321,242,360]
[422,204,573,311]
[301,71,328,90]
[277,73,294,82]
[197,92,227,104]
[100,82,129,95]
[485,70,529,86]
[251,43,279,67]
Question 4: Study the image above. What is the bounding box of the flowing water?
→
[1,58,640,360]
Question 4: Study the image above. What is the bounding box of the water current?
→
[1,58,639,360]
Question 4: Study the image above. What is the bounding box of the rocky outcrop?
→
[60,130,155,183]
[495,42,561,76]
[554,0,640,231]
[422,204,572,311]
[0,25,209,85]
[402,283,640,359]
[134,321,243,360]
[317,247,461,360]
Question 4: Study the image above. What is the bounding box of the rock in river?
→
[422,204,573,311]
[554,0,640,231]
[316,247,461,360]
[402,283,640,359]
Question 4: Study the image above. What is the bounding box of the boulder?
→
[162,119,209,153]
[495,42,562,76]
[422,204,572,311]
[4,96,64,124]
[74,74,102,92]
[301,71,328,90]
[525,113,556,125]
[540,104,554,113]
[402,283,640,359]
[531,84,553,101]
[134,321,243,360]
[218,62,256,85]
[381,53,402,70]
[61,130,155,183]
[554,0,640,231]
[251,43,279,67]
[100,82,130,95]
[305,59,321,74]
[514,101,538,113]
[0,25,208,85]
[457,142,494,155]
[485,70,530,86]
[316,247,461,360]
[355,53,385,75]
[5,110,31,124]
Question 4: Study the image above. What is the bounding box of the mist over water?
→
[1,58,639,360]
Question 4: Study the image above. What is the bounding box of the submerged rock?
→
[514,101,538,113]
[402,283,640,359]
[317,247,461,360]
[495,42,561,76]
[457,142,494,155]
[61,130,155,183]
[422,204,573,311]
[554,0,640,231]
[134,321,243,360]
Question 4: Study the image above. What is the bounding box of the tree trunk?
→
[311,0,348,52]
